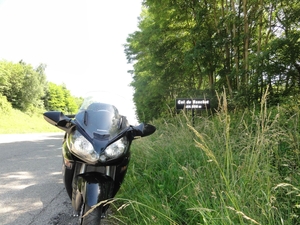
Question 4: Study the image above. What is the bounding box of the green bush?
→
[0,94,12,114]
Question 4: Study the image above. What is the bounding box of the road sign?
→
[176,98,210,110]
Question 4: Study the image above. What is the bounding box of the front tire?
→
[80,204,103,225]
[79,176,114,225]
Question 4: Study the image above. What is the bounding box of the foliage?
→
[0,94,12,114]
[0,60,80,114]
[0,60,47,111]
[44,82,81,114]
[125,0,300,121]
[112,92,300,224]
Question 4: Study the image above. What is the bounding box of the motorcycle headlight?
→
[99,137,128,162]
[68,130,99,164]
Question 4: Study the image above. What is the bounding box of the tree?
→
[45,82,66,111]
[0,60,47,111]
[44,82,80,114]
[62,85,79,114]
[125,0,300,120]
[0,61,11,94]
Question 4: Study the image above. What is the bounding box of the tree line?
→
[0,60,81,114]
[125,0,300,122]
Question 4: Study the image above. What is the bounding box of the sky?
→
[0,0,142,123]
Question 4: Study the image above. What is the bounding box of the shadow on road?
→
[0,134,78,225]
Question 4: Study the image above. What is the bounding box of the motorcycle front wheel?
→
[80,204,103,225]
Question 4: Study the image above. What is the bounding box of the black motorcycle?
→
[43,92,156,225]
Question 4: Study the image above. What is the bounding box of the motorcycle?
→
[43,92,156,225]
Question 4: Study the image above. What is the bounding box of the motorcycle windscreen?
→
[75,103,122,140]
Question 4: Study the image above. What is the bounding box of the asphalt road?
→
[0,133,88,225]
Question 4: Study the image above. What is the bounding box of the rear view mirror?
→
[43,111,73,131]
[142,124,156,137]
[44,111,67,125]
[133,123,156,137]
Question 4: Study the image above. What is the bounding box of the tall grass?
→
[110,91,300,224]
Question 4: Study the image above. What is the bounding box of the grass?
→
[109,91,300,225]
[0,108,59,134]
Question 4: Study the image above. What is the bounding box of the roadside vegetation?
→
[111,91,300,225]
[0,97,58,133]
[0,60,82,115]
[0,60,82,134]
[112,1,300,222]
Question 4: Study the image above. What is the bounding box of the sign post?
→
[176,98,210,126]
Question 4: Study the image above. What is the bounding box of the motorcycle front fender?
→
[80,172,114,207]
[84,182,101,206]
